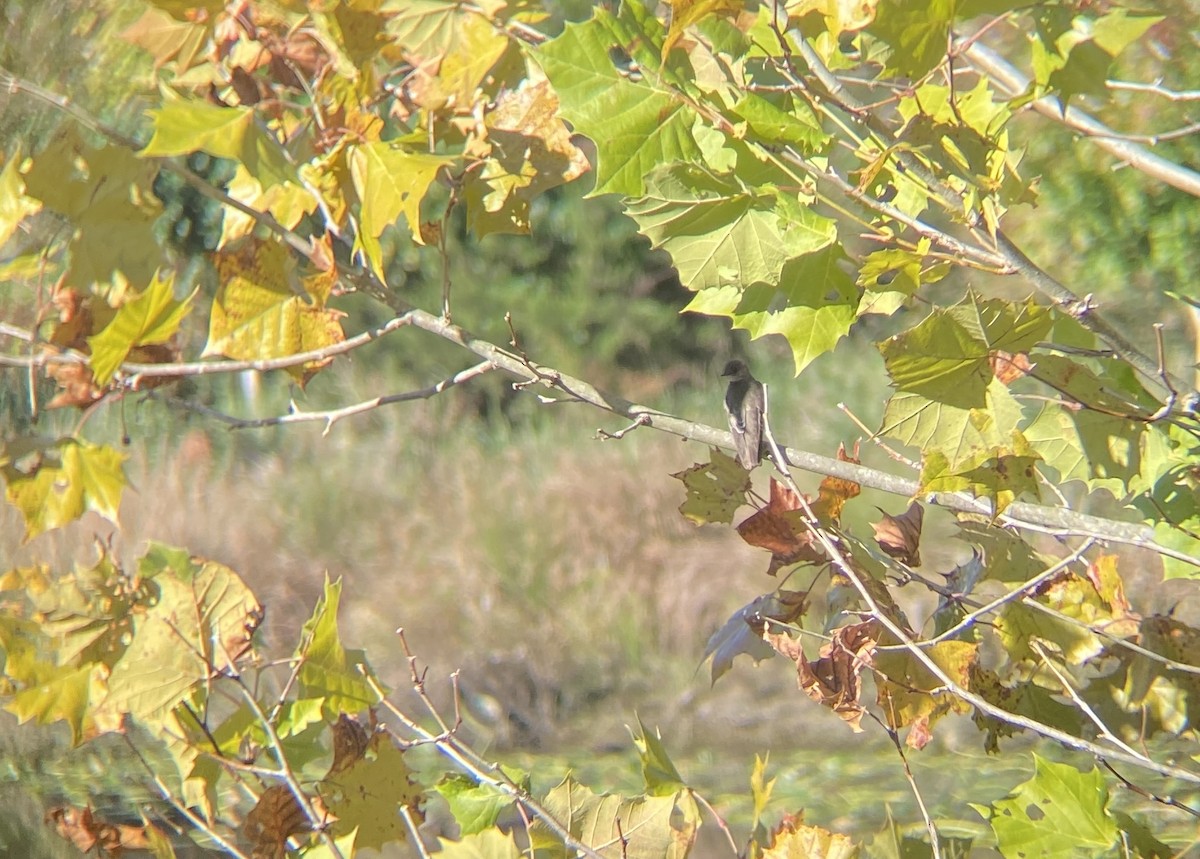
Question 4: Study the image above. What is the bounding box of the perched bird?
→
[721,359,765,469]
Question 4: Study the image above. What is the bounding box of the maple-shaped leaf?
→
[22,127,162,286]
[769,619,879,732]
[2,439,127,542]
[322,732,424,850]
[121,5,208,72]
[87,271,196,385]
[295,576,381,717]
[872,501,923,566]
[46,806,153,856]
[538,776,700,859]
[880,293,1051,409]
[348,143,454,274]
[631,715,686,796]
[810,441,862,524]
[976,756,1119,858]
[672,449,751,525]
[762,812,857,859]
[874,638,977,737]
[534,6,704,196]
[463,78,591,237]
[970,664,1083,754]
[141,99,295,188]
[205,238,346,384]
[737,478,824,575]
[435,773,522,836]
[703,590,808,683]
[438,829,523,859]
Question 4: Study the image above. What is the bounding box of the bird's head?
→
[720,359,750,380]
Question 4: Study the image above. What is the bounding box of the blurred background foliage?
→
[3,0,1200,856]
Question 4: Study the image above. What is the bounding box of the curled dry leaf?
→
[243,784,312,859]
[329,712,371,775]
[872,501,924,566]
[811,440,862,524]
[737,478,825,575]
[767,619,880,732]
[46,806,151,856]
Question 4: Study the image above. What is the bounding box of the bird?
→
[721,359,765,469]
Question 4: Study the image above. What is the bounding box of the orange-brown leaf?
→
[811,441,862,523]
[989,350,1033,385]
[768,620,879,732]
[737,479,824,575]
[243,785,312,859]
[46,806,150,856]
[872,501,924,566]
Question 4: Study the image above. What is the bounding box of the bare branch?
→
[154,361,496,434]
[1106,79,1200,102]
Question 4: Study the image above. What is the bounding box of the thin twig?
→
[869,710,941,859]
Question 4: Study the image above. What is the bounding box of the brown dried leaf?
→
[906,714,932,750]
[768,620,879,732]
[243,785,311,859]
[811,441,862,523]
[737,478,824,575]
[872,501,924,566]
[329,712,371,776]
[989,350,1033,385]
[46,806,150,856]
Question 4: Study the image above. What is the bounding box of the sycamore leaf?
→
[769,620,879,732]
[386,0,467,58]
[810,442,862,524]
[874,639,976,735]
[630,715,686,796]
[538,777,700,859]
[435,774,518,836]
[730,93,826,153]
[348,143,453,274]
[0,151,40,247]
[763,812,857,859]
[626,164,836,293]
[703,591,807,683]
[464,79,590,237]
[97,551,262,731]
[22,128,161,285]
[141,99,294,188]
[535,7,704,196]
[672,449,751,525]
[2,439,127,541]
[438,829,523,859]
[871,501,923,566]
[979,756,1118,858]
[243,785,311,858]
[868,0,955,79]
[662,0,744,61]
[205,239,345,384]
[737,478,824,574]
[322,733,423,850]
[87,272,195,385]
[295,576,381,717]
[121,6,208,72]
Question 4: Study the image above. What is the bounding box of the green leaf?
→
[141,99,294,188]
[881,295,1050,409]
[435,775,516,835]
[348,143,454,277]
[880,378,1022,472]
[630,715,686,796]
[625,165,836,293]
[535,8,705,196]
[2,439,127,541]
[730,93,826,152]
[538,777,700,859]
[720,245,857,374]
[438,829,523,859]
[98,552,262,729]
[87,272,196,384]
[0,150,40,247]
[672,449,751,525]
[295,576,380,717]
[982,756,1118,858]
[204,239,345,383]
[869,0,955,79]
[322,733,422,850]
[875,640,977,730]
[22,128,161,285]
